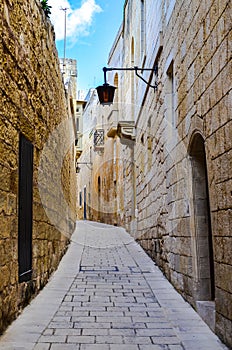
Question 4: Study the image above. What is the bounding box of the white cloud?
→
[48,0,102,42]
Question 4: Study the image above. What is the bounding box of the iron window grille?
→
[94,129,104,147]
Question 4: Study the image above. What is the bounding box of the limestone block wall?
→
[0,0,76,333]
[134,0,231,346]
[105,0,231,347]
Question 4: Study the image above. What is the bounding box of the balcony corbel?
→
[117,121,136,141]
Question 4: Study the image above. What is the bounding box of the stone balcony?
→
[117,120,136,140]
[75,132,83,158]
[107,108,119,138]
[106,107,136,141]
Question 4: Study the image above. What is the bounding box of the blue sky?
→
[48,0,125,94]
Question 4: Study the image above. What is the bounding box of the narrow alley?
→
[0,221,228,350]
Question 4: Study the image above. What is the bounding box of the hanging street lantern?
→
[96,65,158,104]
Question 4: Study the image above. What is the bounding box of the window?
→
[166,60,175,128]
[76,118,79,131]
[140,0,146,61]
[79,191,82,207]
[165,58,177,148]
[94,129,104,147]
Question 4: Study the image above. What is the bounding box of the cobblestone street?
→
[0,221,228,350]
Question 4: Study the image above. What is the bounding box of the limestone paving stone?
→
[167,346,184,350]
[33,344,51,350]
[139,346,168,350]
[67,335,95,343]
[109,346,139,350]
[54,329,81,336]
[109,328,135,336]
[50,345,78,350]
[38,335,67,343]
[73,322,111,329]
[136,329,176,337]
[82,328,109,336]
[80,345,109,350]
[95,335,123,344]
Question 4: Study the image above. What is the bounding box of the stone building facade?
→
[77,89,98,221]
[0,0,77,333]
[78,0,231,347]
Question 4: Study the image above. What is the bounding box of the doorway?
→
[98,176,101,221]
[189,133,215,329]
[190,133,215,301]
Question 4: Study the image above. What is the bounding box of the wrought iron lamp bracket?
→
[76,160,92,173]
[103,65,158,91]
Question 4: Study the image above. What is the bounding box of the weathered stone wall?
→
[0,0,76,333]
[136,0,231,346]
